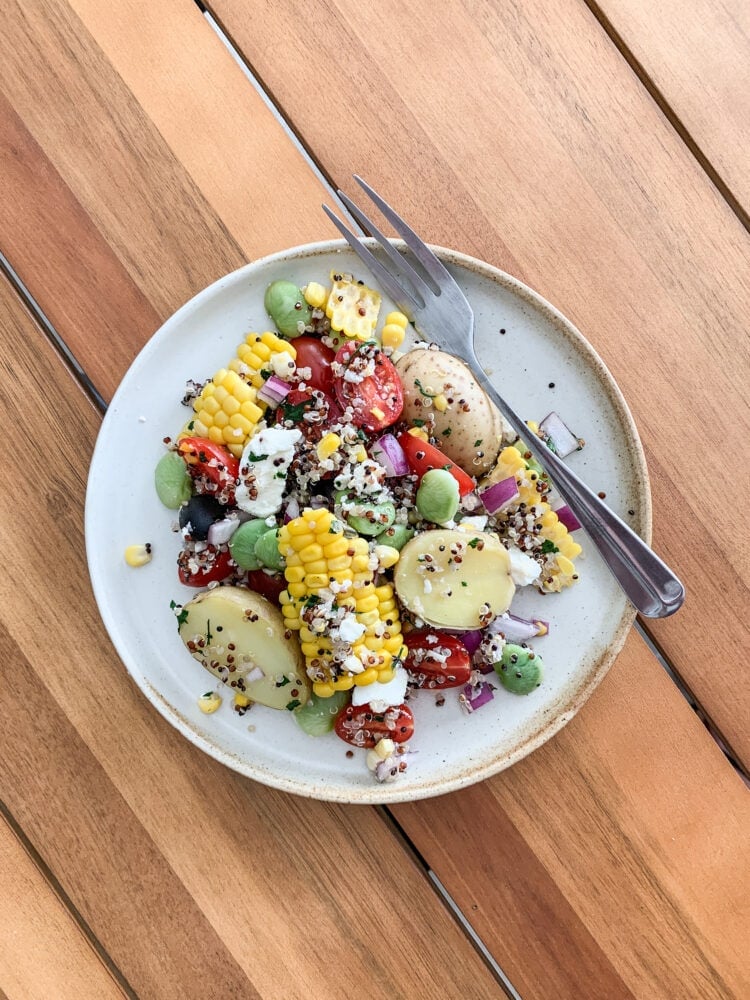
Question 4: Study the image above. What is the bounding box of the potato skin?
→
[179,586,309,710]
[394,529,515,628]
[395,350,505,475]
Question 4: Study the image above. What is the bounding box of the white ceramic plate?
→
[86,240,650,803]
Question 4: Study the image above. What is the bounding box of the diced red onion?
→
[478,476,519,514]
[283,497,300,523]
[207,517,240,546]
[370,434,409,477]
[539,412,583,459]
[462,681,494,712]
[554,503,581,532]
[257,375,292,407]
[448,629,483,654]
[487,613,549,642]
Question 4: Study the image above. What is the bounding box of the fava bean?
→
[494,643,543,695]
[254,528,285,570]
[346,500,396,537]
[416,468,459,524]
[373,523,413,550]
[264,280,312,339]
[228,519,268,570]
[154,451,192,509]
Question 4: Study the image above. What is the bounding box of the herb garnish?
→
[169,600,189,628]
[414,378,437,399]
[541,539,559,554]
[247,453,269,463]
[285,699,301,711]
[442,427,452,437]
[467,538,480,549]
[275,676,291,688]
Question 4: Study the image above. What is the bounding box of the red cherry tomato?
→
[275,389,340,440]
[178,437,239,503]
[334,702,414,749]
[177,546,235,587]
[291,335,335,393]
[333,341,403,432]
[402,631,473,689]
[245,569,287,605]
[397,431,475,496]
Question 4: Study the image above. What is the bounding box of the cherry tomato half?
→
[333,342,403,432]
[334,702,414,749]
[178,437,239,503]
[274,389,341,442]
[402,631,473,689]
[177,546,235,587]
[291,335,335,394]
[245,569,287,605]
[397,431,475,496]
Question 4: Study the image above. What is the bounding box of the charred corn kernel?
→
[407,425,429,441]
[303,281,328,309]
[124,544,152,567]
[279,509,402,695]
[198,691,221,714]
[326,271,381,339]
[316,432,341,461]
[370,406,385,421]
[373,544,400,569]
[381,322,406,349]
[234,693,251,708]
[433,393,449,412]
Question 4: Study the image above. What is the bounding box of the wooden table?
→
[1,2,748,997]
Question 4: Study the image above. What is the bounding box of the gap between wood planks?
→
[0,798,138,1000]
[581,0,750,236]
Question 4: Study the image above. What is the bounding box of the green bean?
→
[154,451,192,509]
[264,280,312,339]
[416,468,459,524]
[494,644,543,695]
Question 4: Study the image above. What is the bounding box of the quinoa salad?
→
[138,272,585,783]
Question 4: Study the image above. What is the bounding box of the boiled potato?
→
[395,349,507,475]
[394,529,515,628]
[179,586,309,710]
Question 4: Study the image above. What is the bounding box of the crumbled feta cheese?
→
[337,615,366,643]
[352,667,408,708]
[507,546,542,586]
[235,427,302,516]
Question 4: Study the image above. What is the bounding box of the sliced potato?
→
[395,349,505,475]
[394,529,515,628]
[179,586,309,710]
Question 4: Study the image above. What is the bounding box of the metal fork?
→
[323,176,685,618]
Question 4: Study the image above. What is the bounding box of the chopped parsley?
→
[202,691,214,699]
[275,675,291,688]
[541,539,559,554]
[280,399,310,423]
[412,418,426,427]
[467,537,480,549]
[414,378,437,399]
[205,619,213,644]
[304,594,322,608]
[246,452,269,463]
[260,368,272,379]
[285,699,302,711]
[474,439,483,447]
[441,427,452,437]
[461,581,468,587]
[169,600,189,628]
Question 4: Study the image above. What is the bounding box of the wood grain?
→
[0,278,501,998]
[208,0,750,767]
[0,814,125,1000]
[590,0,750,215]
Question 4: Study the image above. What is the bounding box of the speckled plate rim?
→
[86,238,651,804]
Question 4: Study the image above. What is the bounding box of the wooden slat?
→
[590,0,750,216]
[0,278,501,998]
[0,814,124,1000]
[207,0,750,766]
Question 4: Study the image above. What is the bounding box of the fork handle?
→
[471,369,685,618]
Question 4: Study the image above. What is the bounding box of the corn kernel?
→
[556,555,577,576]
[375,738,395,759]
[234,693,251,708]
[316,432,341,461]
[353,667,379,686]
[332,676,355,691]
[433,393,448,412]
[385,311,408,328]
[370,406,385,421]
[373,544,400,570]
[407,426,429,441]
[198,691,222,714]
[381,322,406,349]
[303,281,328,308]
[124,544,152,567]
[313,681,336,698]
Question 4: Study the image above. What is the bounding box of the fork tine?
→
[336,189,438,299]
[321,204,423,312]
[353,175,457,290]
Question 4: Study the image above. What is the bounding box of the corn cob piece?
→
[278,509,404,697]
[483,444,582,590]
[326,271,381,341]
[189,333,297,457]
